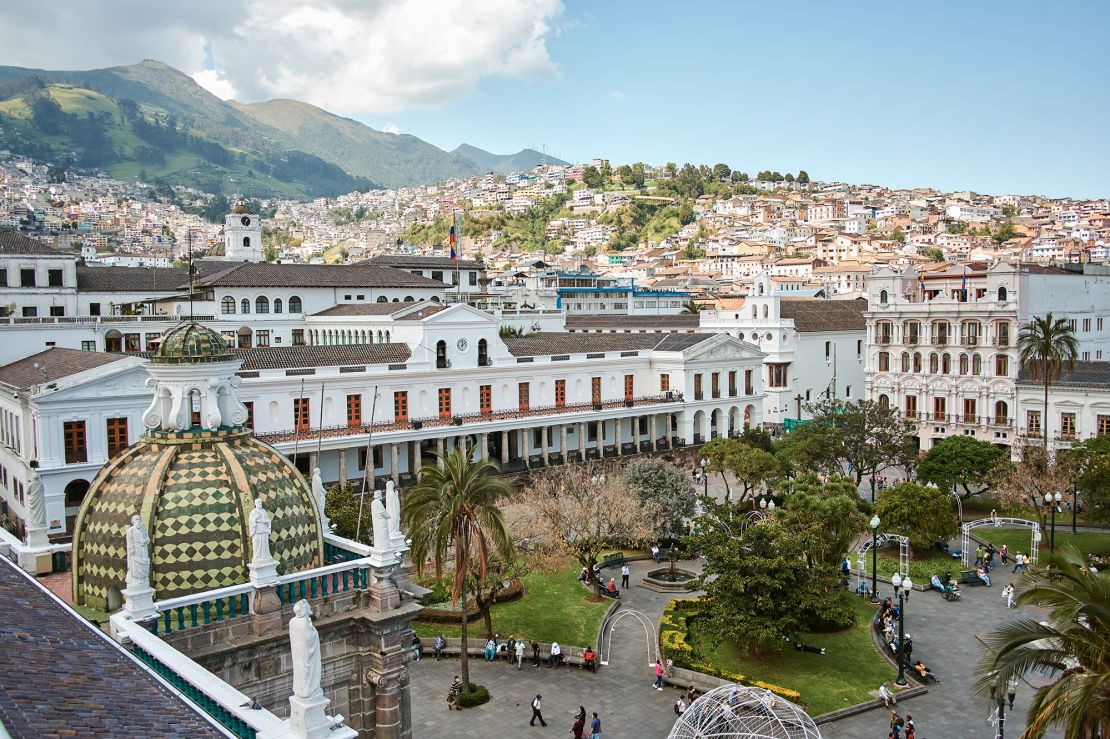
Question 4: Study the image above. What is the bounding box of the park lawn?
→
[413,562,611,647]
[974,528,1110,559]
[688,598,892,716]
[873,550,961,583]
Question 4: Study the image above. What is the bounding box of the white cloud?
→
[0,1,564,114]
[610,90,626,102]
[383,122,401,135]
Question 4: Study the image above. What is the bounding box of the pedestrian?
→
[975,545,984,567]
[652,659,664,690]
[571,707,585,739]
[576,706,587,724]
[991,508,999,526]
[890,710,903,736]
[902,634,913,663]
[1012,552,1024,573]
[621,563,630,589]
[447,675,461,710]
[530,694,547,726]
[411,634,422,661]
[483,637,497,661]
[506,635,517,664]
[434,634,446,661]
[879,682,896,707]
[590,711,602,738]
[515,638,526,669]
[1002,582,1016,609]
[531,639,541,668]
[685,685,697,704]
[904,714,916,739]
[674,697,687,715]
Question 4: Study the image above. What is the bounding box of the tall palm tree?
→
[977,545,1110,738]
[1018,313,1079,452]
[402,447,513,691]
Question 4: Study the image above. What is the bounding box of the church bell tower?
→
[224,201,263,261]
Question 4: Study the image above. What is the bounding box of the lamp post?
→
[991,677,1018,739]
[700,458,708,499]
[1044,491,1062,553]
[871,473,877,503]
[869,514,880,603]
[1072,487,1079,536]
[891,573,913,686]
[759,497,776,512]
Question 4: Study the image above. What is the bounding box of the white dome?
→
[668,685,822,739]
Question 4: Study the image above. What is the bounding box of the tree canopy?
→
[874,481,958,553]
[917,435,1006,499]
[623,458,697,539]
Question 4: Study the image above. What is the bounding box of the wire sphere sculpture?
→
[667,684,822,739]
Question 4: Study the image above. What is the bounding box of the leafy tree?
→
[403,448,514,692]
[1001,205,1017,217]
[796,170,810,184]
[947,221,968,235]
[976,545,1110,738]
[711,163,731,181]
[680,300,703,314]
[623,458,697,538]
[677,201,696,225]
[683,244,706,260]
[992,442,1078,531]
[1064,436,1110,524]
[628,162,646,189]
[917,435,1006,499]
[873,481,957,553]
[726,442,781,506]
[1019,313,1079,453]
[784,172,795,183]
[778,473,865,568]
[773,421,842,478]
[324,482,370,545]
[808,398,916,485]
[921,246,946,262]
[582,165,603,189]
[615,164,633,182]
[992,221,1019,244]
[892,227,906,244]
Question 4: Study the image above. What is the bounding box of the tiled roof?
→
[503,332,710,357]
[0,347,129,389]
[311,302,422,317]
[77,266,189,292]
[194,262,447,289]
[234,344,411,371]
[1018,360,1110,387]
[779,298,867,332]
[367,254,485,270]
[395,304,448,320]
[0,558,222,738]
[564,315,701,331]
[0,229,65,256]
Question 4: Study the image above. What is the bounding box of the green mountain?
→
[0,59,562,197]
[452,143,566,174]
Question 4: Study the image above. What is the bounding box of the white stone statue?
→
[371,489,389,549]
[311,468,326,518]
[289,599,323,700]
[248,499,274,563]
[26,471,46,529]
[385,480,402,543]
[125,515,151,588]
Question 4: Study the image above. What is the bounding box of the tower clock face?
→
[240,216,251,226]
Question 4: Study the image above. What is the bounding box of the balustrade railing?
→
[274,558,373,606]
[149,583,254,636]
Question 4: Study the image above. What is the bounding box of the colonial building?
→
[1016,361,1110,452]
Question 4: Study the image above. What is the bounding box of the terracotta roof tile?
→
[0,229,65,256]
[503,332,710,357]
[564,315,701,331]
[779,298,867,332]
[194,263,446,289]
[234,344,410,371]
[77,266,189,292]
[0,347,129,389]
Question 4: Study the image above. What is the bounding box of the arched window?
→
[478,338,489,367]
[221,296,236,314]
[242,236,251,249]
[972,354,982,375]
[901,352,910,372]
[757,282,765,296]
[392,297,400,303]
[385,331,390,342]
[273,298,283,314]
[762,305,768,318]
[879,289,888,304]
[997,286,1007,301]
[912,352,922,373]
[878,393,890,409]
[404,295,414,302]
[959,354,968,374]
[751,305,757,318]
[288,295,302,313]
[941,353,951,374]
[436,340,448,368]
[430,296,441,303]
[377,330,383,342]
[376,295,388,303]
[994,400,1009,425]
[241,298,250,314]
[929,353,938,373]
[255,296,269,314]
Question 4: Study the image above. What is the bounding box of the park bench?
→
[602,552,628,569]
[959,569,988,585]
[432,638,590,668]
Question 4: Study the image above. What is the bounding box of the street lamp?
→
[1072,486,1080,536]
[991,677,1018,739]
[1044,491,1062,552]
[890,573,913,686]
[700,458,708,499]
[758,497,776,511]
[869,514,880,603]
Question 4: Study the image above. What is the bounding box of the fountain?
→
[642,546,697,592]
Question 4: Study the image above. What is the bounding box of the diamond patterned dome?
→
[154,322,233,365]
[72,427,324,612]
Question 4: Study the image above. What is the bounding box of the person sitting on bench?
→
[912,660,938,683]
[606,578,619,598]
[547,641,563,668]
[582,647,597,673]
[930,573,944,593]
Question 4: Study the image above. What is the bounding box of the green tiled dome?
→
[154,323,233,364]
[72,427,324,612]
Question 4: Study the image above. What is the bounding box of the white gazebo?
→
[668,685,822,739]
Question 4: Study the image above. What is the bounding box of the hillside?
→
[229,98,476,188]
[452,143,566,174]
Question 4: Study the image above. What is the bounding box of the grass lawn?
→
[973,528,1110,559]
[413,562,612,647]
[873,549,960,583]
[688,598,892,716]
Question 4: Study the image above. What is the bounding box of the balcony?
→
[994,337,1010,347]
[906,335,920,346]
[877,334,893,346]
[256,392,686,444]
[931,335,949,346]
[961,336,979,347]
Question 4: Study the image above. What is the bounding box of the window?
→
[857,340,862,357]
[106,417,128,458]
[1083,318,1092,332]
[972,354,982,375]
[48,269,63,287]
[49,306,64,317]
[959,354,968,375]
[768,364,788,388]
[1026,410,1041,437]
[878,393,889,409]
[478,338,489,366]
[0,269,5,286]
[244,402,254,429]
[745,369,753,395]
[963,398,977,423]
[825,340,832,359]
[20,268,35,287]
[518,382,530,411]
[124,333,140,352]
[469,271,478,286]
[144,333,160,351]
[439,388,452,418]
[993,401,1008,425]
[81,340,95,351]
[995,355,1009,376]
[255,330,270,347]
[625,374,635,401]
[21,307,37,317]
[555,379,566,408]
[912,352,922,373]
[89,302,101,316]
[995,321,1010,347]
[256,296,269,313]
[1098,415,1110,436]
[929,353,939,373]
[905,321,920,345]
[64,421,87,463]
[432,270,444,282]
[480,384,492,414]
[693,374,703,400]
[660,373,670,392]
[394,391,408,422]
[879,289,888,304]
[221,296,236,314]
[878,351,890,372]
[997,286,1007,301]
[291,329,305,346]
[728,370,737,397]
[592,376,602,405]
[876,321,892,344]
[243,236,251,249]
[1061,412,1076,439]
[436,340,448,369]
[241,298,250,314]
[933,396,946,420]
[711,372,720,399]
[346,394,362,427]
[905,395,918,419]
[293,398,311,430]
[288,295,302,313]
[933,321,950,345]
[900,352,910,372]
[273,298,283,314]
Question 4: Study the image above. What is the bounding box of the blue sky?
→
[380,1,1109,199]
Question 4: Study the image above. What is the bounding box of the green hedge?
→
[457,683,491,708]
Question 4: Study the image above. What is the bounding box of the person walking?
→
[621,563,630,589]
[447,675,461,710]
[1002,583,1016,609]
[904,714,916,739]
[974,545,984,567]
[1000,544,1008,565]
[571,707,586,739]
[590,711,602,738]
[515,638,526,669]
[1012,552,1024,573]
[531,639,541,668]
[652,659,665,690]
[530,694,547,727]
[433,634,446,661]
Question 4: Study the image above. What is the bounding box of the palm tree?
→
[977,545,1110,737]
[681,300,703,314]
[402,447,513,692]
[1018,313,1078,452]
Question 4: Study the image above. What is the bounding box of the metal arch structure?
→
[598,607,659,666]
[961,518,1041,566]
[858,533,910,579]
[668,684,822,739]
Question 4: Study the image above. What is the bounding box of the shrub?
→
[456,683,491,708]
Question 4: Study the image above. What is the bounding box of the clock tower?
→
[224,201,263,261]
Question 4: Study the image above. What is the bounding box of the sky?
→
[0,0,1108,198]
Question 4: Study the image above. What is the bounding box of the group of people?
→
[578,566,622,599]
[887,709,917,738]
[928,572,961,599]
[528,698,603,738]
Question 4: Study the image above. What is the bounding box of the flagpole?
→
[454,209,462,303]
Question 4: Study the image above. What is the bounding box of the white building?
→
[223,204,263,261]
[1015,361,1110,452]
